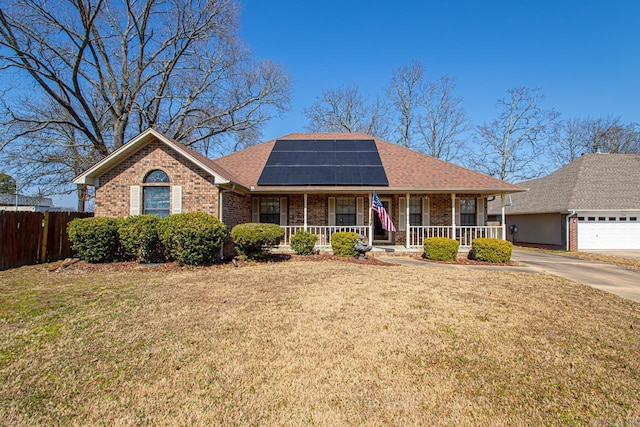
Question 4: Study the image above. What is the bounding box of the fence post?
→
[40,211,50,263]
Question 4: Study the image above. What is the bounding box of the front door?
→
[373,199,392,243]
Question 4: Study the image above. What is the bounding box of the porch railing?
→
[282,226,369,247]
[409,226,504,248]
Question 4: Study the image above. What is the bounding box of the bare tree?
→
[0,0,291,206]
[415,75,468,162]
[304,85,389,137]
[548,118,585,167]
[384,62,468,161]
[385,61,423,148]
[548,116,640,168]
[471,87,559,182]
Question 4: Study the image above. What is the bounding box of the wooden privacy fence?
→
[0,211,93,271]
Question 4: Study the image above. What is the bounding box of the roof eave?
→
[244,186,525,194]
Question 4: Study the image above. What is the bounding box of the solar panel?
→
[257,139,389,186]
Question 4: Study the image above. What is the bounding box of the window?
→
[619,217,627,222]
[410,197,422,226]
[609,217,617,221]
[598,217,606,221]
[630,217,637,222]
[336,197,356,226]
[260,197,280,224]
[143,170,170,218]
[459,198,476,226]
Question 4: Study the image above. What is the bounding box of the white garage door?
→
[578,221,640,250]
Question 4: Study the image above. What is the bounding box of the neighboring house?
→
[0,193,58,212]
[74,128,522,255]
[487,153,640,250]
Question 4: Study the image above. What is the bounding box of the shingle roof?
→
[213,132,521,192]
[490,153,640,215]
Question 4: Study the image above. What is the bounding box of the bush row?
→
[68,212,226,266]
[422,237,513,263]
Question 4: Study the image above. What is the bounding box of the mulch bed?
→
[52,253,395,273]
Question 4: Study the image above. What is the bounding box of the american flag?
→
[371,193,396,232]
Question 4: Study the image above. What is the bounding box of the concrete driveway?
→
[511,249,640,302]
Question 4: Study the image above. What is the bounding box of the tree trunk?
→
[77,184,87,212]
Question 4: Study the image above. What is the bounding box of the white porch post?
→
[451,193,456,240]
[501,195,507,240]
[304,193,308,232]
[369,192,373,243]
[405,193,411,248]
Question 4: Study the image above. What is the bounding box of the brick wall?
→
[95,140,219,218]
[568,215,578,251]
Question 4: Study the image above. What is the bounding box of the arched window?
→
[143,170,170,217]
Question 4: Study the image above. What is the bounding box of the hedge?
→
[331,232,359,257]
[68,217,123,263]
[290,231,318,255]
[230,223,284,260]
[118,215,165,263]
[423,237,459,262]
[157,212,226,266]
[469,238,513,263]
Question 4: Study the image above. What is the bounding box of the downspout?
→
[217,183,237,259]
[565,211,577,251]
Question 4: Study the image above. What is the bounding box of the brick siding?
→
[95,140,219,218]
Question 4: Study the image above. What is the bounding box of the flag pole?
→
[369,191,374,244]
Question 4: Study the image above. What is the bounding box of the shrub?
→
[331,232,359,257]
[290,231,318,255]
[230,223,285,260]
[118,215,165,263]
[68,217,123,263]
[469,238,513,263]
[423,237,459,262]
[157,212,226,266]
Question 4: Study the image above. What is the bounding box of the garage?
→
[578,218,640,250]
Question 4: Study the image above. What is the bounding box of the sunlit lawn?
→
[1,260,639,426]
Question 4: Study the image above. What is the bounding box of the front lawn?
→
[1,261,639,425]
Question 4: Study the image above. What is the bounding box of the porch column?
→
[451,193,456,240]
[501,195,507,240]
[405,193,411,248]
[304,193,308,232]
[368,192,373,242]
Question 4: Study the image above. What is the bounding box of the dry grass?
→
[516,246,640,272]
[1,260,639,426]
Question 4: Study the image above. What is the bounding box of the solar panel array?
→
[257,139,389,186]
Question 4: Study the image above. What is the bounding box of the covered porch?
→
[281,224,504,250]
[244,192,510,250]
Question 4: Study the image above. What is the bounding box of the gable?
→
[74,128,231,187]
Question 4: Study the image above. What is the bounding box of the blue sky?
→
[52,0,640,208]
[238,0,640,139]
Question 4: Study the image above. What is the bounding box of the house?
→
[487,153,640,250]
[74,128,522,256]
[0,193,58,212]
